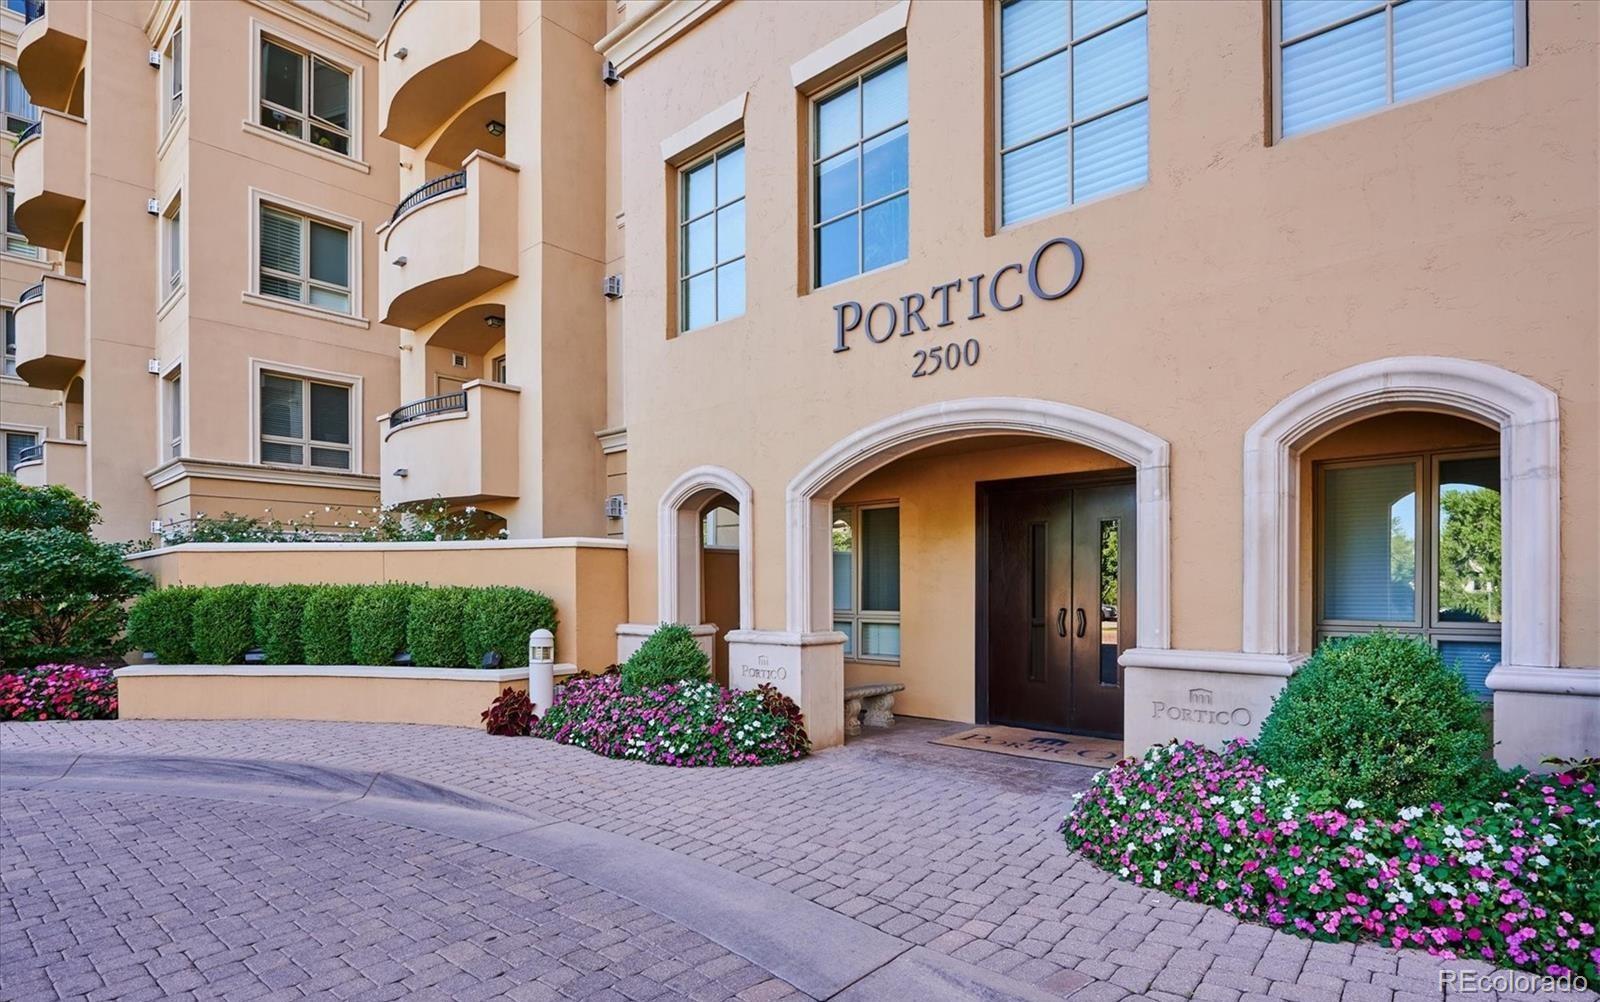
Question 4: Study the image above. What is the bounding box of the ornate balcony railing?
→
[15,120,41,144]
[17,283,44,305]
[388,390,466,429]
[389,170,466,225]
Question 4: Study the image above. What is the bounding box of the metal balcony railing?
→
[22,0,45,25]
[17,283,44,305]
[389,170,466,225]
[392,0,412,22]
[16,120,41,144]
[16,443,44,465]
[388,390,467,429]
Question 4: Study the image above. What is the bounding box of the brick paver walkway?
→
[2,718,1590,1002]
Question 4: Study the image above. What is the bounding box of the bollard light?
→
[528,629,555,715]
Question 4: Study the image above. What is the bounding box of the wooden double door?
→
[982,476,1134,737]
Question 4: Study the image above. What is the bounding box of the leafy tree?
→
[0,476,98,534]
[1438,487,1501,622]
[0,527,152,669]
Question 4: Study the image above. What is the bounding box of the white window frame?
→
[248,20,362,161]
[3,427,41,474]
[3,184,39,260]
[161,23,185,134]
[1271,0,1528,142]
[245,188,363,322]
[2,63,37,135]
[249,359,362,473]
[161,362,184,461]
[832,501,902,663]
[994,0,1149,227]
[160,191,183,300]
[491,354,508,384]
[2,305,16,377]
[678,137,746,333]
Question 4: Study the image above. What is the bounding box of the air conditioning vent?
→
[605,494,626,519]
[452,353,467,367]
[602,275,623,299]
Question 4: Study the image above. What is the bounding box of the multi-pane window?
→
[163,27,184,129]
[491,354,508,383]
[3,64,36,135]
[162,198,182,295]
[258,204,352,314]
[259,372,352,471]
[679,142,745,332]
[813,57,909,288]
[1316,451,1502,696]
[832,503,901,661]
[3,186,36,258]
[165,372,182,459]
[3,307,15,376]
[998,0,1149,225]
[259,37,352,155]
[1277,0,1522,138]
[4,431,37,474]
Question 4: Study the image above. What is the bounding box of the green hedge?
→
[620,623,710,695]
[128,582,558,668]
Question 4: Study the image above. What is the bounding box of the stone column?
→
[725,630,847,748]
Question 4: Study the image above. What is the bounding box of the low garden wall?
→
[126,539,628,671]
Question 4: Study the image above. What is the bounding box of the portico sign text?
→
[831,236,1085,378]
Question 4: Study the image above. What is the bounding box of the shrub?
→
[125,586,203,664]
[405,587,470,667]
[462,586,557,668]
[1255,633,1490,812]
[252,585,312,665]
[301,585,360,665]
[0,525,152,670]
[349,583,417,665]
[534,674,809,766]
[620,623,709,695]
[189,585,263,664]
[0,476,98,534]
[0,664,118,722]
[1064,741,1599,980]
[482,688,536,736]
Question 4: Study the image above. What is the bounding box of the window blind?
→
[260,374,302,439]
[308,382,349,445]
[859,506,901,612]
[259,206,302,301]
[1322,463,1416,622]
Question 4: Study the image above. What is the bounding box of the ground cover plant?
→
[1064,634,1599,980]
[0,664,118,722]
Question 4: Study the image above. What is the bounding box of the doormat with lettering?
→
[931,725,1124,769]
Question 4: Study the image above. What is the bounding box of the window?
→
[258,204,352,314]
[165,371,182,459]
[679,141,745,331]
[3,308,14,376]
[163,27,184,129]
[832,503,901,661]
[4,431,37,474]
[4,186,39,258]
[491,354,507,383]
[3,64,36,135]
[1277,0,1522,138]
[1316,450,1501,696]
[997,0,1148,226]
[812,56,908,288]
[162,196,182,295]
[259,372,352,470]
[259,37,353,155]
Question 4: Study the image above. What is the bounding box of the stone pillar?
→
[725,630,847,749]
[1485,665,1600,771]
[1120,649,1304,757]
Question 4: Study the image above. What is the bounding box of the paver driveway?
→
[1,718,1590,1002]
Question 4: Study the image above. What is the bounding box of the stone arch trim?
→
[658,465,754,631]
[1242,356,1560,667]
[784,397,1172,649]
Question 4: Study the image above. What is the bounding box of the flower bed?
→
[1064,740,1600,980]
[0,664,118,722]
[533,672,809,767]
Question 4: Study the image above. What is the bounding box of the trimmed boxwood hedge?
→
[127,582,555,669]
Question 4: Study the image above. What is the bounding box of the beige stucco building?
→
[17,0,1600,766]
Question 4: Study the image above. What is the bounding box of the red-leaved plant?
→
[482,689,536,737]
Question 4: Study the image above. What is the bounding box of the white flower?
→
[1541,833,1558,847]
[1345,798,1366,811]
[1533,855,1550,868]
[1399,806,1424,821]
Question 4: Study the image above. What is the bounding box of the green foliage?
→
[349,584,417,665]
[141,499,508,547]
[482,688,536,736]
[1438,487,1501,622]
[620,623,709,696]
[1255,633,1491,811]
[462,586,557,668]
[405,587,471,668]
[300,585,360,665]
[0,526,152,669]
[0,475,99,534]
[126,586,202,664]
[189,585,263,664]
[252,585,312,665]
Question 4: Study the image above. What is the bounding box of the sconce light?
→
[392,256,408,267]
[393,468,409,478]
[485,120,505,138]
[484,315,505,328]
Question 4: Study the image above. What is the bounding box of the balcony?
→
[379,380,520,506]
[13,110,87,252]
[379,152,519,330]
[16,1,87,113]
[379,0,517,148]
[14,274,86,390]
[11,439,87,494]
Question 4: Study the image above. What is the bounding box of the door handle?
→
[1056,607,1067,638]
[1075,608,1087,638]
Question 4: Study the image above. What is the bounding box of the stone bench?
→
[844,682,906,736]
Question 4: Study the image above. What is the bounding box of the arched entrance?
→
[657,464,753,628]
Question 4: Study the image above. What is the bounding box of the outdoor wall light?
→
[484,315,505,328]
[485,120,505,137]
[480,651,503,669]
[393,468,409,478]
[392,256,407,266]
[394,47,408,60]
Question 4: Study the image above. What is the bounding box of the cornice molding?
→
[145,457,381,492]
[596,0,727,75]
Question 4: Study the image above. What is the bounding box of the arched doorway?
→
[650,467,752,679]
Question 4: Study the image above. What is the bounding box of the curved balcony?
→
[11,439,87,494]
[14,110,88,252]
[379,380,520,506]
[17,1,87,113]
[14,274,87,391]
[379,151,519,330]
[380,0,517,148]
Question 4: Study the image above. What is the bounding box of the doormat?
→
[931,725,1124,768]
